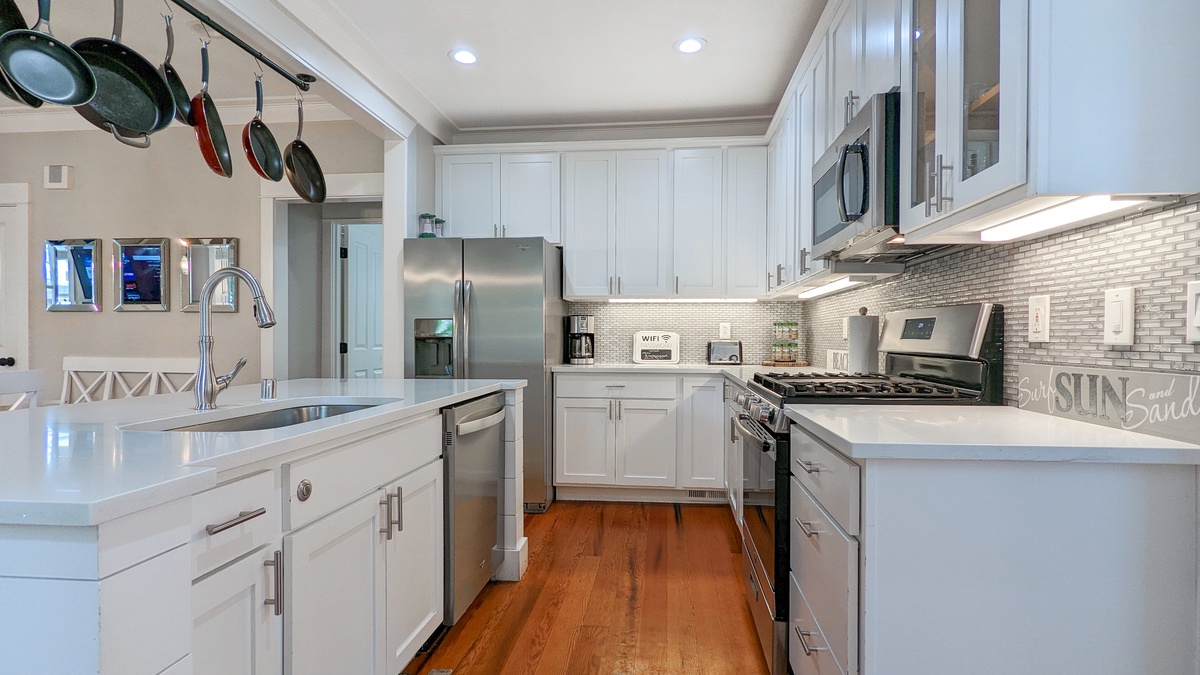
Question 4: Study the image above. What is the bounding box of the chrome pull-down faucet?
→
[196,266,276,410]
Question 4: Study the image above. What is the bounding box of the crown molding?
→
[0,98,348,135]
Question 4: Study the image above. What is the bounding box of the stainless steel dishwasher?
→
[442,392,507,624]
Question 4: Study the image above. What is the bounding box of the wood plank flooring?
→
[404,501,769,675]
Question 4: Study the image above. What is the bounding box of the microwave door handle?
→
[835,143,850,222]
[847,143,869,219]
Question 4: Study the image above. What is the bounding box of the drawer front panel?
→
[283,415,441,530]
[191,470,280,578]
[789,572,845,675]
[791,477,858,675]
[790,425,860,534]
[554,375,677,399]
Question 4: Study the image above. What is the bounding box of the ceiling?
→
[0,0,829,139]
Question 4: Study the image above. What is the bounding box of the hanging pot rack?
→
[167,0,315,91]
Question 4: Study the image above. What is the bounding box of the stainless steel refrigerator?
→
[403,237,565,512]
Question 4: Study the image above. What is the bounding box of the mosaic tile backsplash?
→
[566,302,808,365]
[803,195,1200,405]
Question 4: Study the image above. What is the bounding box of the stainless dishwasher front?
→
[442,392,507,624]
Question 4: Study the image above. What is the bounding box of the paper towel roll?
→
[847,314,880,374]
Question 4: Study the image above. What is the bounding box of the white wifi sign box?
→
[632,331,681,364]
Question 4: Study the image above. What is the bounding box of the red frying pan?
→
[190,41,232,177]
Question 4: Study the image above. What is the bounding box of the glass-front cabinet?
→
[900,0,1027,235]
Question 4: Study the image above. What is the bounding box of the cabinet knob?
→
[296,479,313,502]
[0,357,14,367]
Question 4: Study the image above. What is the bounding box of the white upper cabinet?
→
[827,0,861,141]
[562,152,617,298]
[795,68,827,284]
[825,0,900,145]
[615,150,674,297]
[673,148,724,296]
[859,0,901,100]
[437,152,561,242]
[767,95,799,294]
[725,146,769,298]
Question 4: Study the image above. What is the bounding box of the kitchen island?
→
[784,403,1200,675]
[0,378,526,675]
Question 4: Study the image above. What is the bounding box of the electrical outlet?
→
[718,322,731,339]
[1103,287,1135,346]
[842,317,849,340]
[1028,295,1050,342]
[1187,281,1200,343]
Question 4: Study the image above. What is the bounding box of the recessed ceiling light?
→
[674,37,707,54]
[449,49,477,65]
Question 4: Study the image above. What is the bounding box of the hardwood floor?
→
[404,501,769,675]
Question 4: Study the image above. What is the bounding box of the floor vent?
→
[686,490,724,499]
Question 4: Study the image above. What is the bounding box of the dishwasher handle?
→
[455,407,506,436]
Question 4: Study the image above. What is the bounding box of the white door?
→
[679,377,725,489]
[500,154,561,242]
[615,398,677,487]
[284,491,385,675]
[0,184,30,373]
[672,148,723,296]
[614,150,673,297]
[562,152,617,298]
[192,547,283,675]
[554,397,615,485]
[725,146,768,297]
[341,224,384,379]
[439,155,501,238]
[384,460,445,674]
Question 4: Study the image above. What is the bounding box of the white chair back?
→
[59,357,199,404]
[0,369,45,411]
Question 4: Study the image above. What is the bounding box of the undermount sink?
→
[165,404,382,433]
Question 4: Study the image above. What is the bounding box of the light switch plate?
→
[1028,295,1050,342]
[1187,281,1200,343]
[1103,287,1135,346]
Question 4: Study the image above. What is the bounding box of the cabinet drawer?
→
[191,470,280,578]
[789,572,845,675]
[555,374,677,399]
[283,415,441,531]
[791,477,858,675]
[790,425,860,534]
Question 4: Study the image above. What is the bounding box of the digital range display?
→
[901,317,936,340]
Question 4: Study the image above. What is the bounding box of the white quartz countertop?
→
[785,404,1200,464]
[0,378,521,527]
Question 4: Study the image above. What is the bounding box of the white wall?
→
[405,125,438,236]
[0,120,384,393]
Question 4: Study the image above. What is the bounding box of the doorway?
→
[335,221,384,379]
[0,184,30,374]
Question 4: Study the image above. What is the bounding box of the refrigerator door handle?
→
[453,280,464,379]
[463,280,474,379]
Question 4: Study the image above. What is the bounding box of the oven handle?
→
[733,415,774,452]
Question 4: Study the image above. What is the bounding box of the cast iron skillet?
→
[191,41,232,177]
[0,0,41,108]
[284,98,326,202]
[242,76,283,181]
[0,0,96,106]
[159,14,191,126]
[72,0,176,148]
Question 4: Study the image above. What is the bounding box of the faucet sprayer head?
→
[252,296,277,328]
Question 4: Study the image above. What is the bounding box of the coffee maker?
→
[565,315,596,365]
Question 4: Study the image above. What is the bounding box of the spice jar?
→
[418,213,436,238]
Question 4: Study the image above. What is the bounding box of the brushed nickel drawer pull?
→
[264,549,284,616]
[796,458,821,474]
[205,507,267,535]
[380,492,394,540]
[795,517,819,538]
[795,626,825,656]
[392,487,404,533]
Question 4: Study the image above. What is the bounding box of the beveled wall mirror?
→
[113,238,169,312]
[181,238,238,312]
[44,239,101,312]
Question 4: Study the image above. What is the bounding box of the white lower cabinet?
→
[614,398,677,487]
[192,547,283,675]
[555,397,617,484]
[679,376,726,489]
[284,490,386,675]
[383,460,445,674]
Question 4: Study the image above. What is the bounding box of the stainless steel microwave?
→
[811,91,901,261]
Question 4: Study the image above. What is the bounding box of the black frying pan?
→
[72,0,175,148]
[284,99,326,203]
[242,76,283,181]
[0,0,40,108]
[159,14,192,126]
[0,0,96,106]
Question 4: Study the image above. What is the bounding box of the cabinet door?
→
[860,0,900,98]
[439,155,501,238]
[614,150,673,297]
[555,397,615,485]
[765,136,780,293]
[615,398,677,487]
[795,68,827,283]
[899,0,944,231]
[811,36,830,156]
[673,148,724,296]
[192,547,283,675]
[679,377,725,489]
[767,100,797,291]
[561,152,617,298]
[384,460,445,675]
[500,153,561,243]
[284,491,384,675]
[725,146,768,298]
[828,0,862,140]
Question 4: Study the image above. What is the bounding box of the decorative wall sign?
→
[1017,364,1200,445]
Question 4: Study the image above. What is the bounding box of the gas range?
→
[734,303,1004,434]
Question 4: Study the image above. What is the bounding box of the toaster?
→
[707,340,742,365]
